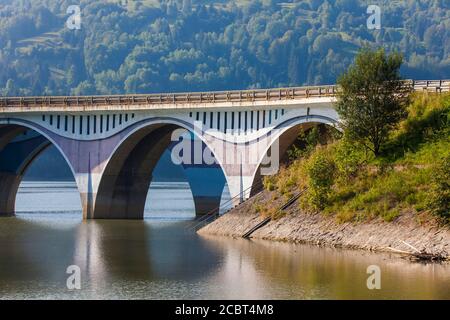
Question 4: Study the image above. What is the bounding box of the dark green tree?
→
[336,48,409,156]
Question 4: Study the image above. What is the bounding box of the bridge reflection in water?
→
[0,217,222,298]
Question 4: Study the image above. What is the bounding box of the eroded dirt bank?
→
[198,191,450,257]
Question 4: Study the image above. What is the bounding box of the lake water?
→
[0,182,449,299]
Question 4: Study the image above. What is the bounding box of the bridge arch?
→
[92,118,230,219]
[0,122,80,217]
[248,115,341,196]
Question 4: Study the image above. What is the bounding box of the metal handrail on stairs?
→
[241,188,306,239]
[188,179,265,231]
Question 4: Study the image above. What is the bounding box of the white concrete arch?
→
[97,117,232,194]
[92,117,231,219]
[0,118,79,179]
[0,120,82,217]
[248,114,342,197]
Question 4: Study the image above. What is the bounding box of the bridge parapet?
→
[0,80,447,112]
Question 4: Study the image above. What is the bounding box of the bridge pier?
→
[0,129,50,216]
[0,172,21,216]
[185,167,226,216]
[204,134,282,207]
[192,196,222,215]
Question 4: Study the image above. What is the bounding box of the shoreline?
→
[198,191,450,261]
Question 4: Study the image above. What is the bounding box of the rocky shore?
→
[198,191,450,259]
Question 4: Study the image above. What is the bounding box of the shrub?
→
[261,93,449,225]
[383,93,450,162]
[334,136,368,181]
[304,147,336,210]
[428,154,450,221]
[263,176,276,191]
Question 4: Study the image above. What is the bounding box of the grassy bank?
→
[262,92,450,224]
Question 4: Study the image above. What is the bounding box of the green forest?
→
[0,0,449,96]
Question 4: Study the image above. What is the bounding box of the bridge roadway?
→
[0,80,448,219]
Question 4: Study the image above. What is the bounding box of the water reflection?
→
[0,217,77,283]
[74,220,221,282]
[200,236,450,300]
[0,216,449,299]
[0,217,223,299]
[3,180,450,299]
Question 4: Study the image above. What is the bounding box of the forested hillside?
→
[0,0,449,96]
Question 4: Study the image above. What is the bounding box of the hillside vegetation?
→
[264,92,450,224]
[1,0,449,96]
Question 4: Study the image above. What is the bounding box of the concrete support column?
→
[55,136,126,220]
[225,174,256,207]
[205,134,279,207]
[0,172,21,216]
[75,172,98,220]
[183,165,226,217]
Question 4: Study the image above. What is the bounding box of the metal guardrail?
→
[0,80,448,109]
[188,179,265,231]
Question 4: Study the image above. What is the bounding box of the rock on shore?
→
[198,191,450,257]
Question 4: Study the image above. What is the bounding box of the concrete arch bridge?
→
[0,80,448,219]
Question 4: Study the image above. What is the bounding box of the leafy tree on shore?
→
[336,48,409,156]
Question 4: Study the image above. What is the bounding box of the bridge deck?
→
[0,80,448,111]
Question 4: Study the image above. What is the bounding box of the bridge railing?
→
[0,85,339,108]
[411,80,450,92]
[0,80,448,108]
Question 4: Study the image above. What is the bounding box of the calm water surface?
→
[0,182,449,299]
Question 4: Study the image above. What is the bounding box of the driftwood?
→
[385,241,448,262]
